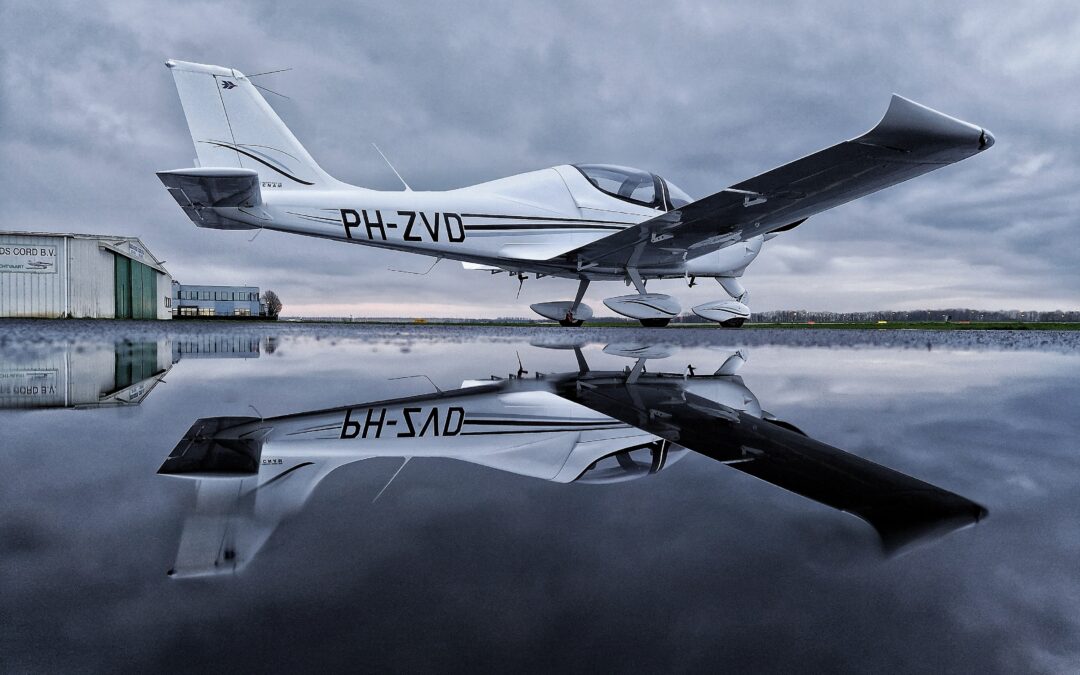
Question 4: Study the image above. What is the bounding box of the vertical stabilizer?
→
[165,59,337,188]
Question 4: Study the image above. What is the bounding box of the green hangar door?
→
[114,255,157,319]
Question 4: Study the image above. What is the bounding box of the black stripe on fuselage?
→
[286,211,340,224]
[463,224,625,231]
[460,426,627,436]
[460,213,636,225]
[464,418,622,427]
[264,461,315,485]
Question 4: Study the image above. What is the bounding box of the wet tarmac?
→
[2,320,1078,672]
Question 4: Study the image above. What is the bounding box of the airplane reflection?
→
[159,345,987,577]
[0,336,264,409]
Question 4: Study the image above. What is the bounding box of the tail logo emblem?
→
[221,80,237,90]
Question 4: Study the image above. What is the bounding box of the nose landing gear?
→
[531,279,593,327]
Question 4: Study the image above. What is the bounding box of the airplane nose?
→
[979,128,995,150]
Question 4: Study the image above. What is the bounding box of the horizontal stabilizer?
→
[157,168,262,230]
[159,416,264,478]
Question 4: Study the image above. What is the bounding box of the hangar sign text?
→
[0,244,57,274]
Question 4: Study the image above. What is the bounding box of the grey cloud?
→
[2,1,1077,317]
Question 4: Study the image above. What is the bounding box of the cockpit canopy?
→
[574,441,689,484]
[574,164,693,210]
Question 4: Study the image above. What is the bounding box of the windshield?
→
[574,164,693,210]
[665,179,693,208]
[575,164,659,207]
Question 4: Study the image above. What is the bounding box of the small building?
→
[0,231,172,319]
[172,282,265,318]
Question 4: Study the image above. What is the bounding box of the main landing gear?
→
[603,269,681,328]
[531,279,593,327]
[529,274,753,328]
[639,318,671,328]
[689,277,751,327]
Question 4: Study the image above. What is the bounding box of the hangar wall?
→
[0,233,67,317]
[0,232,173,319]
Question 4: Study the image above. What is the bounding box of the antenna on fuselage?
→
[372,457,411,503]
[372,143,412,191]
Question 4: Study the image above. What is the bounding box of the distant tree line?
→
[743,308,1080,323]
[280,309,1079,323]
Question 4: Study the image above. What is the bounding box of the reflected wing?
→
[558,377,986,552]
[552,95,993,271]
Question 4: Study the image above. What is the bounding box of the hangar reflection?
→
[0,335,267,409]
[159,344,987,577]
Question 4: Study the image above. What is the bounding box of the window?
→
[665,180,693,208]
[164,296,172,308]
[233,308,251,316]
[575,164,659,207]
[573,164,694,210]
[198,307,215,316]
[180,307,197,316]
[199,291,210,300]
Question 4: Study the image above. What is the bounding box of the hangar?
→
[0,231,173,319]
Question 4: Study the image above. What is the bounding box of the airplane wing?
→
[555,375,987,553]
[552,95,994,271]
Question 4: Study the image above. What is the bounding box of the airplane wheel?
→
[639,318,671,328]
[721,318,746,328]
[559,319,585,327]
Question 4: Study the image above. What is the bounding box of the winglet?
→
[859,94,995,161]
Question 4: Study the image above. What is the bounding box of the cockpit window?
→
[574,164,694,210]
[575,164,660,208]
[665,180,693,209]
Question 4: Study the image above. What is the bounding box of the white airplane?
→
[159,345,986,577]
[158,59,994,326]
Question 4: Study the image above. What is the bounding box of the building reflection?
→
[0,335,267,409]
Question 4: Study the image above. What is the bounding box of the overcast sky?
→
[2,1,1077,317]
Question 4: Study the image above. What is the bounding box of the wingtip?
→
[861,93,989,157]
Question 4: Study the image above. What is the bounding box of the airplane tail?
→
[160,416,354,577]
[164,59,337,189]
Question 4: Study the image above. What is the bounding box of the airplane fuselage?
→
[228,166,764,282]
